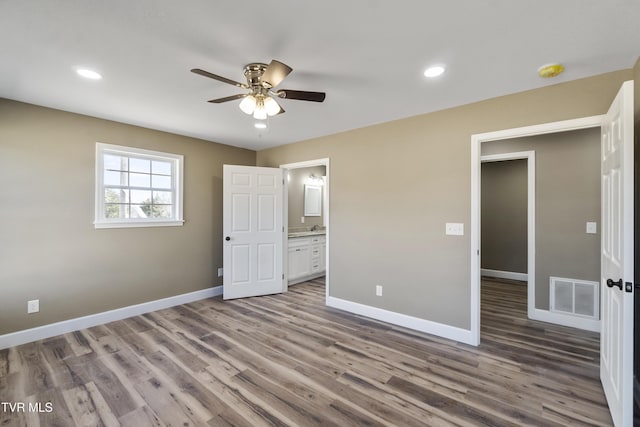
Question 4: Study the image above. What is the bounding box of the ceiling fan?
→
[191,60,326,120]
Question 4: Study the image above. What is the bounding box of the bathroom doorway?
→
[281,158,330,301]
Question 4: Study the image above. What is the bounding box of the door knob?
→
[225,236,231,241]
[606,278,623,290]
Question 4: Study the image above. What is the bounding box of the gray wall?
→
[287,166,326,230]
[482,128,601,310]
[257,69,632,329]
[0,99,256,335]
[481,159,528,274]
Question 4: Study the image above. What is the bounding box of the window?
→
[95,143,183,228]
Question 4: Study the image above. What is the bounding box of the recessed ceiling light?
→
[76,68,102,80]
[254,122,267,129]
[424,65,445,78]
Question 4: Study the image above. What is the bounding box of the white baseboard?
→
[481,268,528,282]
[326,296,475,346]
[0,286,223,350]
[530,308,600,332]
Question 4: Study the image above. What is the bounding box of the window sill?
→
[94,220,184,229]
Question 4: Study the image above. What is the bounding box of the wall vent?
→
[550,277,599,320]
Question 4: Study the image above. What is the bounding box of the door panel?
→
[257,243,276,281]
[258,194,276,231]
[231,193,250,231]
[600,80,634,427]
[231,245,250,283]
[223,165,284,300]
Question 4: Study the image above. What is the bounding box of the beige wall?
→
[0,99,255,335]
[481,159,528,274]
[482,128,601,310]
[287,166,326,230]
[257,69,632,330]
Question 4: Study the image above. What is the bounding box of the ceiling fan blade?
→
[191,68,248,89]
[260,60,292,88]
[277,89,326,102]
[208,94,247,103]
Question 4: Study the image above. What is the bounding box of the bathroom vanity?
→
[288,231,326,285]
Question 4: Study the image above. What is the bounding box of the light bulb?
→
[239,95,257,114]
[252,97,267,120]
[253,106,267,120]
[264,96,280,116]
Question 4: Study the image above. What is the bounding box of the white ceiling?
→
[1,0,639,150]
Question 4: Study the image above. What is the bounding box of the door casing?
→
[280,158,330,302]
[470,115,604,345]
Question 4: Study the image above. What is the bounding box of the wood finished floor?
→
[0,277,612,426]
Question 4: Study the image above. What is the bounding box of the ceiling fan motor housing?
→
[243,63,269,88]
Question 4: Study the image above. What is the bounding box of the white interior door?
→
[223,165,284,300]
[600,80,634,427]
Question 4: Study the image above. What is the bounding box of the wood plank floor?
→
[0,277,612,426]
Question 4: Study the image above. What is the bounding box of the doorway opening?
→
[481,153,533,332]
[280,158,330,301]
[470,116,604,345]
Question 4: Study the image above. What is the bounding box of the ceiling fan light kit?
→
[239,95,256,114]
[191,59,326,121]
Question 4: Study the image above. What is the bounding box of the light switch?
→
[446,223,464,236]
[586,222,597,234]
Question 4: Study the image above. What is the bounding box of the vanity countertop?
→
[288,230,326,238]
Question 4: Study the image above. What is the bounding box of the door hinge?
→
[282,273,285,280]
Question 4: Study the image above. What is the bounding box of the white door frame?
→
[481,151,536,318]
[470,115,604,346]
[280,158,330,301]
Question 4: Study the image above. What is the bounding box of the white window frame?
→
[95,143,184,229]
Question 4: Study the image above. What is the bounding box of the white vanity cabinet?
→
[288,237,311,281]
[288,234,326,284]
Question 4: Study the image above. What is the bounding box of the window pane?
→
[152,174,172,189]
[130,157,150,173]
[153,205,172,219]
[104,188,128,203]
[96,144,182,227]
[130,204,149,218]
[130,190,152,204]
[152,160,172,175]
[104,204,129,219]
[104,170,128,186]
[153,191,172,204]
[104,154,128,171]
[130,172,151,188]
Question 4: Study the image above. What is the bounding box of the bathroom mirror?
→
[304,184,322,216]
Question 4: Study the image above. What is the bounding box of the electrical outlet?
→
[586,222,597,234]
[27,299,39,314]
[301,216,305,223]
[376,285,383,296]
[218,267,223,277]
